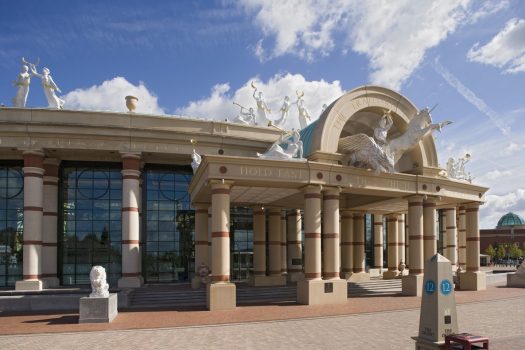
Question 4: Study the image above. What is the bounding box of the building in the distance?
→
[480,212,525,253]
[0,86,489,310]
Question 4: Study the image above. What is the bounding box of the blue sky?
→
[1,0,524,228]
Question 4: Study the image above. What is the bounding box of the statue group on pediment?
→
[12,57,64,109]
[232,82,316,130]
[446,154,472,182]
[339,108,452,174]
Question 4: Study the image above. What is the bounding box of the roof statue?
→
[233,102,256,125]
[274,95,292,128]
[339,107,452,174]
[446,153,472,182]
[257,129,304,160]
[190,139,201,173]
[251,81,271,126]
[12,57,37,107]
[30,63,64,109]
[295,90,312,129]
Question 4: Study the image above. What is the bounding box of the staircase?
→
[128,278,402,309]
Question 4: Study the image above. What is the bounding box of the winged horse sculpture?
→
[338,108,452,174]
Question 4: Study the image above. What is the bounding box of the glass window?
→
[59,165,122,286]
[0,166,24,287]
[143,167,194,283]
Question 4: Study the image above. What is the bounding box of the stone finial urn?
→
[125,95,138,113]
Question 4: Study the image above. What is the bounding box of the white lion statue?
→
[89,265,110,298]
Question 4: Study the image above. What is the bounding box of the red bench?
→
[445,333,489,350]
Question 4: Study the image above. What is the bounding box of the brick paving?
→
[0,284,523,349]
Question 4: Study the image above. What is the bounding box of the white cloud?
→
[481,189,525,228]
[433,58,510,135]
[467,18,525,74]
[483,169,512,180]
[503,142,525,155]
[467,0,509,24]
[63,77,164,114]
[176,73,344,130]
[240,1,491,90]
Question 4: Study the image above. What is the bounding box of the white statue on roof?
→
[252,82,271,126]
[446,154,471,182]
[274,96,293,128]
[12,58,35,107]
[295,91,312,130]
[233,102,256,125]
[190,139,201,173]
[30,64,65,109]
[257,129,304,160]
[339,107,452,174]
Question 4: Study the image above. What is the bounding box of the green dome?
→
[496,212,525,228]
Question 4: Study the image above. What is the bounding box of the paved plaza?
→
[0,287,523,350]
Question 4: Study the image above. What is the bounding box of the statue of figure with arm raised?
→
[12,64,31,107]
[30,64,65,109]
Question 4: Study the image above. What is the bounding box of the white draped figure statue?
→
[12,64,31,107]
[257,130,304,160]
[191,148,202,174]
[295,92,312,129]
[30,64,65,109]
[234,104,256,125]
[339,108,452,174]
[89,265,110,298]
[252,82,271,126]
[274,96,292,127]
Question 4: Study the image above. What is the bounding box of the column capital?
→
[192,202,210,211]
[302,184,322,194]
[21,150,45,168]
[465,202,480,210]
[407,195,424,204]
[209,179,234,189]
[121,153,141,171]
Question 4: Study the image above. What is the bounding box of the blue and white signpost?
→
[413,254,458,349]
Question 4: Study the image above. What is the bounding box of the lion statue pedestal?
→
[79,266,118,323]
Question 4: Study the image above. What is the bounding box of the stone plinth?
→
[347,272,370,282]
[297,279,347,305]
[79,293,118,323]
[459,271,486,291]
[402,274,423,296]
[207,283,236,311]
[507,272,525,287]
[15,280,43,291]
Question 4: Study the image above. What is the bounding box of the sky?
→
[0,0,524,228]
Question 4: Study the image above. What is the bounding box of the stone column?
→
[207,180,236,310]
[16,150,45,291]
[459,203,486,290]
[383,214,399,279]
[268,208,282,277]
[457,206,467,271]
[118,153,143,288]
[402,196,424,296]
[297,185,322,305]
[405,218,410,266]
[208,206,212,272]
[439,210,446,257]
[373,214,384,271]
[340,209,353,279]
[322,188,340,280]
[349,212,369,282]
[398,214,406,268]
[281,211,287,275]
[286,209,303,282]
[444,208,458,272]
[423,197,437,262]
[191,203,209,288]
[251,206,266,285]
[41,158,60,288]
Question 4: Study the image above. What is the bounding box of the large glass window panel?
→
[59,164,122,286]
[0,165,23,287]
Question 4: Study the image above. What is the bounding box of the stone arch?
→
[303,85,438,172]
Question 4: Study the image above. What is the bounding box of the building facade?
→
[0,86,488,310]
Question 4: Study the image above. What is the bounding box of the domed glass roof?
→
[496,212,525,228]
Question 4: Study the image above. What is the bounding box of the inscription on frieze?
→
[239,166,306,180]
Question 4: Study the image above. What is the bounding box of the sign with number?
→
[425,280,435,295]
[440,279,452,295]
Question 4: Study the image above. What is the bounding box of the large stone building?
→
[480,212,525,253]
[0,86,488,310]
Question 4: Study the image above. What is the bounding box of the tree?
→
[496,245,506,261]
[484,244,496,260]
[508,243,523,259]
